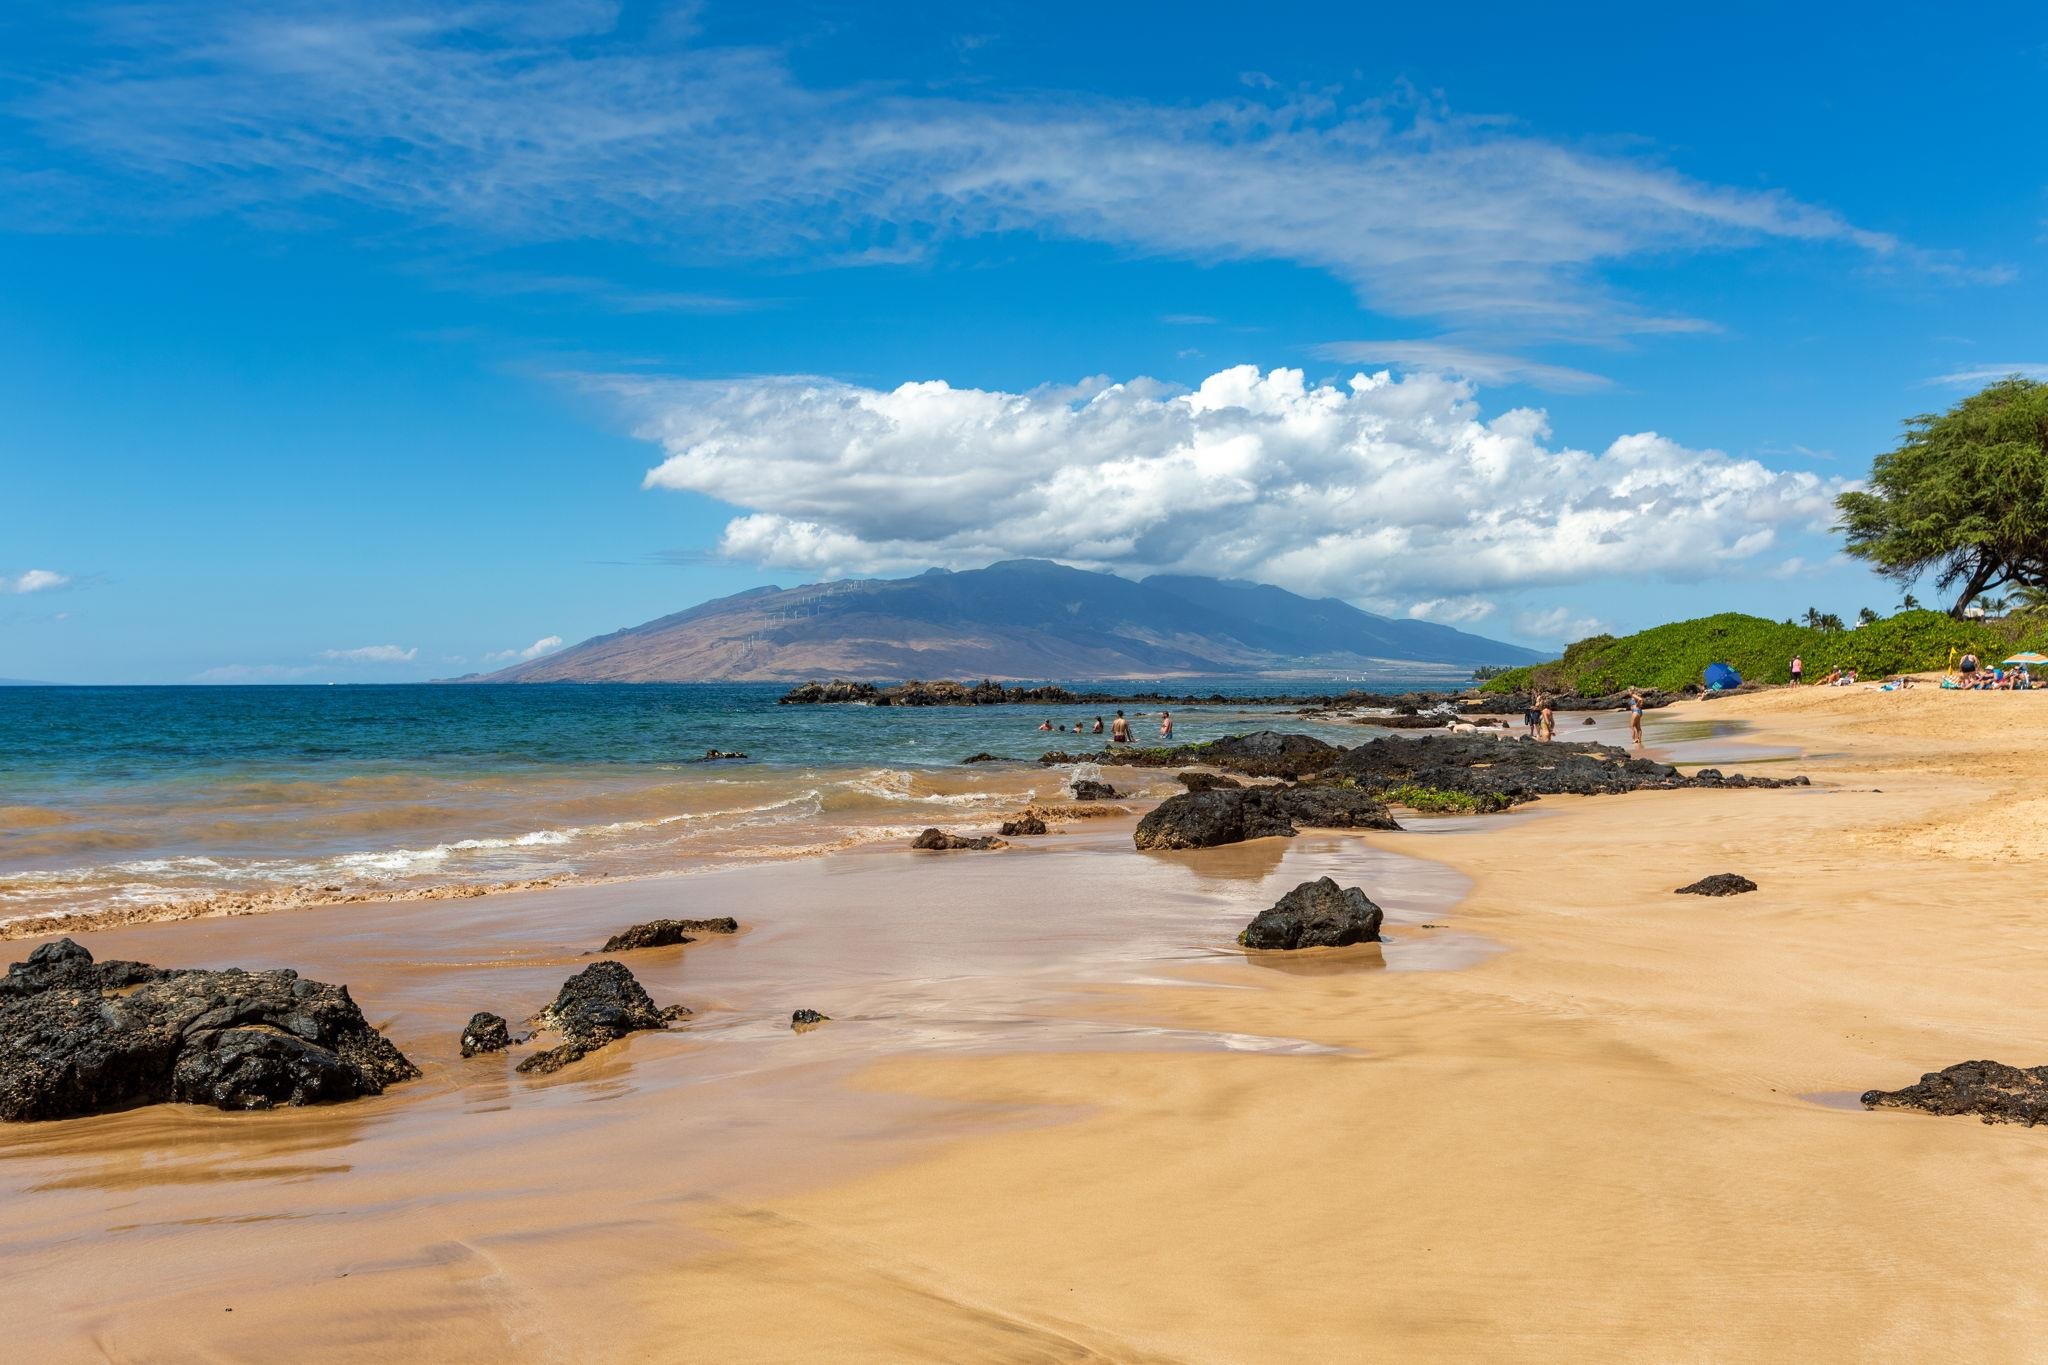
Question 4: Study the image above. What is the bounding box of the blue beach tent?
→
[1703,662,1742,691]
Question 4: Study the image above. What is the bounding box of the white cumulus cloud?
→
[4,569,71,594]
[319,644,417,663]
[1514,607,1611,645]
[484,635,565,663]
[610,364,1841,610]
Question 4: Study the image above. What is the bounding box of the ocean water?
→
[0,682,1414,925]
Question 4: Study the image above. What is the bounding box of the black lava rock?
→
[602,920,699,952]
[515,961,688,1075]
[0,938,418,1121]
[1862,1061,2048,1126]
[1325,734,1808,808]
[1176,771,1243,792]
[460,1012,512,1057]
[791,1009,830,1030]
[960,752,1002,764]
[1070,779,1118,801]
[911,828,1008,851]
[1133,785,1399,851]
[998,814,1049,836]
[1675,873,1759,896]
[1240,878,1386,949]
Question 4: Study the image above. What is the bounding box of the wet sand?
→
[7,690,2048,1359]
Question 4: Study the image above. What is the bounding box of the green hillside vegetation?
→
[1481,610,2048,696]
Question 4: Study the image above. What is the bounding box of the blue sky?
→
[2,1,2043,683]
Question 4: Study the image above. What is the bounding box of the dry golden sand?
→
[3,687,2047,1361]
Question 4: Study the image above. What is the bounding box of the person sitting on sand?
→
[1627,689,1644,749]
[1158,710,1173,739]
[1960,652,1979,683]
[1111,710,1131,744]
[1091,716,1105,735]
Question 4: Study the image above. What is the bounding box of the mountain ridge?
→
[461,560,1544,683]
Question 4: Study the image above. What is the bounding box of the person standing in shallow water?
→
[1110,710,1131,744]
[1158,710,1173,740]
[1091,716,1105,735]
[1539,694,1556,742]
[1627,689,1644,749]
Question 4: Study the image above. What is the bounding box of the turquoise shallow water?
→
[0,681,1418,923]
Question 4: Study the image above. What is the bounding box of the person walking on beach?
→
[1158,709,1174,740]
[1110,710,1131,744]
[1627,689,1644,749]
[1790,654,1803,686]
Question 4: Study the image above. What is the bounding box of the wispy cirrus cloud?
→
[319,644,417,663]
[8,2,1942,340]
[1313,339,1614,393]
[1923,363,2048,386]
[603,362,1841,611]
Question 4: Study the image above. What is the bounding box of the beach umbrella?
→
[2001,652,2048,665]
[1702,662,1742,690]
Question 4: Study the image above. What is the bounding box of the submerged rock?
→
[0,938,418,1121]
[1675,873,1759,897]
[911,828,1009,851]
[1240,878,1385,950]
[460,1012,512,1057]
[516,961,688,1076]
[1133,785,1399,851]
[790,1009,830,1030]
[998,814,1049,837]
[697,749,748,761]
[1070,779,1118,801]
[1862,1061,2048,1126]
[602,920,698,952]
[960,752,1002,764]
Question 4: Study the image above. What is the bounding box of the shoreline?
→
[7,689,2046,1356]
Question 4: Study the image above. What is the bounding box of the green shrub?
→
[1478,609,2048,697]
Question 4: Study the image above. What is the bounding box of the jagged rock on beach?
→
[515,961,687,1076]
[1324,734,1808,808]
[460,1012,512,1057]
[998,814,1048,837]
[911,828,1009,851]
[1240,878,1386,950]
[1675,873,1759,897]
[1861,1061,2048,1126]
[602,920,699,952]
[1044,730,1345,780]
[0,938,419,1121]
[1070,779,1118,801]
[1133,785,1399,850]
[790,1009,830,1031]
[1177,771,1242,792]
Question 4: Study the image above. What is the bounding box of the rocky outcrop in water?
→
[461,1012,512,1057]
[911,828,1009,851]
[1045,730,1346,780]
[1240,878,1385,949]
[1323,735,1808,808]
[1862,1061,2048,1126]
[960,752,1001,764]
[1133,785,1399,850]
[1070,779,1118,801]
[516,962,687,1076]
[1675,873,1759,897]
[998,814,1048,836]
[601,918,738,952]
[0,938,418,1121]
[696,749,748,761]
[1177,771,1242,792]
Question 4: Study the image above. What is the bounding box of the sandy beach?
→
[5,687,2047,1361]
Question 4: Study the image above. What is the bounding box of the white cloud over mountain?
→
[613,364,1840,610]
[484,635,564,663]
[18,2,1911,340]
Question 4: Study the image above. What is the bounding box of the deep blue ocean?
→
[0,681,1430,924]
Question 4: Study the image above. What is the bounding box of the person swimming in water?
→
[1038,719,1053,732]
[1110,710,1131,743]
[1091,716,1105,735]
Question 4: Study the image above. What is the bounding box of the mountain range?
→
[463,560,1544,683]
